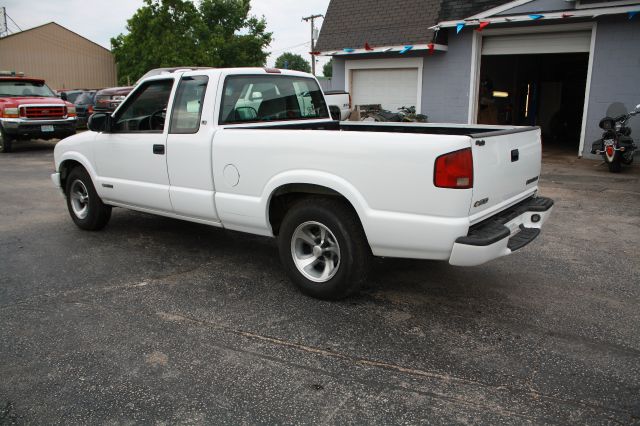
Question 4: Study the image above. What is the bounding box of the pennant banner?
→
[629,11,638,19]
[529,14,544,20]
[427,43,435,55]
[476,21,490,31]
[364,42,374,51]
[456,22,465,34]
[343,48,355,53]
[399,45,414,54]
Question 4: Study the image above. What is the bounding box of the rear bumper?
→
[449,196,554,266]
[1,117,77,139]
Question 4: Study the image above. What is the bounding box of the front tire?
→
[65,167,112,230]
[278,197,371,300]
[0,129,13,153]
[607,155,622,173]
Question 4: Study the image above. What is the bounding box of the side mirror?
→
[88,113,111,133]
[60,92,68,101]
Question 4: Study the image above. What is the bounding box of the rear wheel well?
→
[268,184,362,237]
[59,160,84,192]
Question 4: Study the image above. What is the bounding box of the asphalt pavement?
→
[1,140,639,424]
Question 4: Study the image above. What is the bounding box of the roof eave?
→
[432,4,640,29]
[319,43,448,56]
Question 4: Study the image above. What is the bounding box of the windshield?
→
[75,92,96,105]
[0,80,56,97]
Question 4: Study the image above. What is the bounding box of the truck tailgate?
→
[469,127,541,223]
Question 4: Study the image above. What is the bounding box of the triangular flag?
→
[629,11,638,19]
[456,23,465,34]
[561,13,573,18]
[343,48,355,53]
[399,45,413,54]
[364,42,374,51]
[529,14,544,20]
[428,42,435,55]
[476,21,490,31]
[309,51,320,55]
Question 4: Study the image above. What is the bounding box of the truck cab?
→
[0,72,77,153]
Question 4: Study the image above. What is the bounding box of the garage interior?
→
[478,53,589,152]
[477,30,591,153]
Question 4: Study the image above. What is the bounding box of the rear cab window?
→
[219,74,329,124]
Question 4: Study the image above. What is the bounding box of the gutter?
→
[318,43,448,57]
[431,4,640,29]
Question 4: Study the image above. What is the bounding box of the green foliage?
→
[323,59,333,78]
[111,0,272,85]
[274,52,311,73]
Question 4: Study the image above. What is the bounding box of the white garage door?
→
[482,31,592,55]
[351,68,419,112]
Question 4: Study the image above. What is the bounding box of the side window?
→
[169,75,209,134]
[220,75,329,124]
[112,79,174,133]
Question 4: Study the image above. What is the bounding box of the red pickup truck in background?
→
[0,72,77,153]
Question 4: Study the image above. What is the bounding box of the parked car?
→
[58,89,89,104]
[94,86,132,113]
[324,90,351,120]
[74,91,97,128]
[0,72,77,153]
[94,67,212,113]
[51,67,553,300]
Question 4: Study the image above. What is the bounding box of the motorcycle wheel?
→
[607,155,622,173]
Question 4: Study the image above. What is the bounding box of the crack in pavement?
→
[156,310,635,423]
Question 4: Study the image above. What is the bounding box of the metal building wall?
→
[0,22,117,90]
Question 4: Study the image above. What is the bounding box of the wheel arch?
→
[264,172,371,240]
[57,152,98,193]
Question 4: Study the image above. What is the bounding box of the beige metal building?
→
[0,22,117,90]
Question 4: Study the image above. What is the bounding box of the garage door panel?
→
[482,31,591,55]
[351,68,418,112]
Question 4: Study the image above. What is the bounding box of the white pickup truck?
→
[52,68,553,300]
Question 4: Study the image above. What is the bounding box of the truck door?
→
[165,74,220,222]
[94,78,174,212]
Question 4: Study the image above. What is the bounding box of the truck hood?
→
[0,97,66,105]
[96,86,133,96]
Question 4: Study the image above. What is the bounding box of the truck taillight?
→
[434,148,473,189]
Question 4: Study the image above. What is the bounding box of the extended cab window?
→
[112,79,173,133]
[220,75,329,124]
[169,75,208,134]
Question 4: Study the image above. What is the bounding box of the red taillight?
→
[434,148,473,189]
[88,105,94,113]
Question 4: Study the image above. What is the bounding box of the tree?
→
[274,53,311,73]
[111,0,272,85]
[323,59,333,78]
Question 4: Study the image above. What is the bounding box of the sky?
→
[1,0,331,72]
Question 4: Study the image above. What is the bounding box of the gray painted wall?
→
[330,57,346,91]
[583,16,640,157]
[422,31,473,123]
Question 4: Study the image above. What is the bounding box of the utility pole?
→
[302,14,323,75]
[1,7,8,38]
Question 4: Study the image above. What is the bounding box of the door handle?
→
[153,144,165,155]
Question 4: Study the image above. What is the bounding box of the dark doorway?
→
[478,53,589,152]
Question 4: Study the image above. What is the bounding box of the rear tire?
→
[65,167,112,230]
[278,197,371,300]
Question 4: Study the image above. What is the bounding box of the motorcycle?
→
[591,104,639,173]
